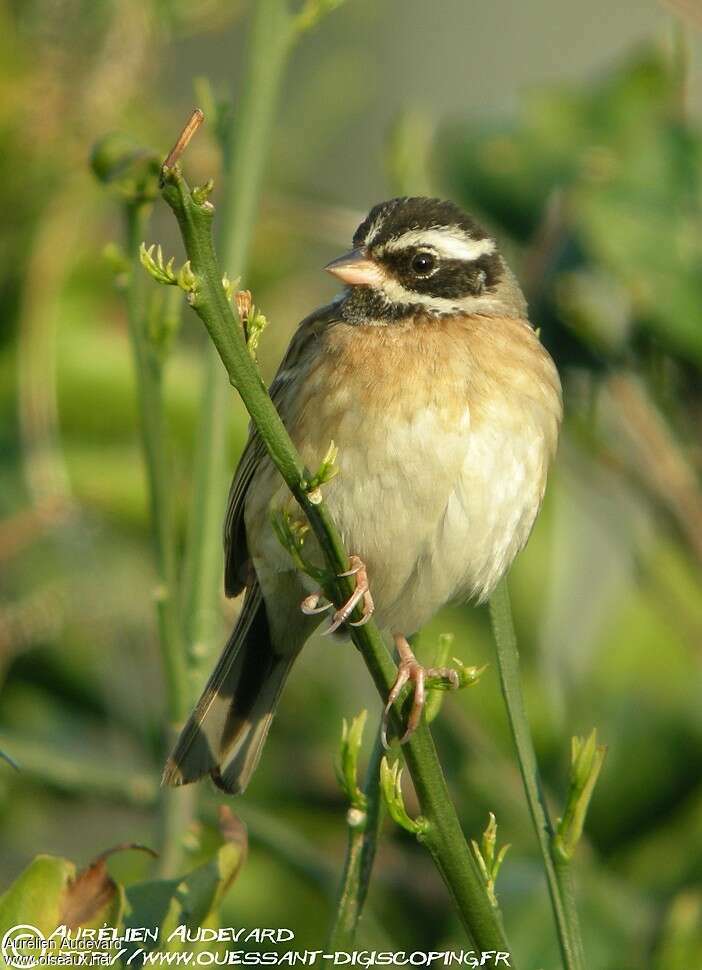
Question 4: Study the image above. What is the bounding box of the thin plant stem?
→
[125,202,188,721]
[158,165,513,957]
[180,356,228,675]
[327,726,385,952]
[488,578,585,970]
[0,732,158,806]
[181,0,297,682]
[328,636,418,948]
[124,201,193,876]
[1,733,337,893]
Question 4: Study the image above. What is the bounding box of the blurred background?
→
[1,0,702,967]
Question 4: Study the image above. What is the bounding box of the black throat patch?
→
[337,286,457,324]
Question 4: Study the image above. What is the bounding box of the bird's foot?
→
[382,634,459,747]
[300,555,375,635]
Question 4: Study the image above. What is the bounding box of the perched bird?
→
[164,197,562,795]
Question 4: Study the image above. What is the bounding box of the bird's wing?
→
[223,301,342,597]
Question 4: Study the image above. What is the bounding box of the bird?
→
[163,196,562,795]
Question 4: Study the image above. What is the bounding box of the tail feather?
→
[163,584,295,795]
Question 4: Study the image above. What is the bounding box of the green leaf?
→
[335,710,368,813]
[0,847,146,942]
[0,856,75,935]
[123,878,180,950]
[470,813,511,908]
[379,757,428,839]
[554,729,607,861]
[124,810,247,953]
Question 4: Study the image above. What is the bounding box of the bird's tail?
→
[162,584,296,795]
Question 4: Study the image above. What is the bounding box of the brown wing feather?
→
[223,302,341,597]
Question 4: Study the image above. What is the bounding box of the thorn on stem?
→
[161,108,205,184]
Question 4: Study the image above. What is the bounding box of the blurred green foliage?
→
[443,44,702,369]
[0,821,246,960]
[1,1,701,968]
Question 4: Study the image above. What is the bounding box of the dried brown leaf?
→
[59,843,156,929]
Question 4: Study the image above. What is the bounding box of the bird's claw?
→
[299,555,375,634]
[338,561,363,578]
[300,593,333,616]
[382,635,459,748]
[322,555,374,634]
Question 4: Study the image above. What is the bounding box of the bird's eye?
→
[410,251,437,276]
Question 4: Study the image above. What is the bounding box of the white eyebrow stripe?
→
[381,228,496,261]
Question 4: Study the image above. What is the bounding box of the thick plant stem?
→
[181,0,295,683]
[488,579,585,970]
[159,168,513,957]
[124,202,191,875]
[327,728,385,951]
[158,772,197,879]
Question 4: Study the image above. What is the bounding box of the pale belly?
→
[245,315,561,640]
[248,395,553,637]
[324,405,550,633]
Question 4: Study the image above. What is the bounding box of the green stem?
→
[124,201,191,875]
[157,777,197,879]
[181,0,296,683]
[0,732,157,805]
[125,203,188,722]
[2,733,339,893]
[180,358,228,678]
[159,167,512,957]
[327,726,385,951]
[553,855,587,968]
[218,0,293,272]
[488,578,585,970]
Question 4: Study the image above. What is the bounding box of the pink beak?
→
[324,247,385,287]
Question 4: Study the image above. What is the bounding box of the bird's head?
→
[326,197,526,323]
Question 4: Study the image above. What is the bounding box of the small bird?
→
[164,197,562,794]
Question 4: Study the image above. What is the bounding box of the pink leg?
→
[382,634,459,747]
